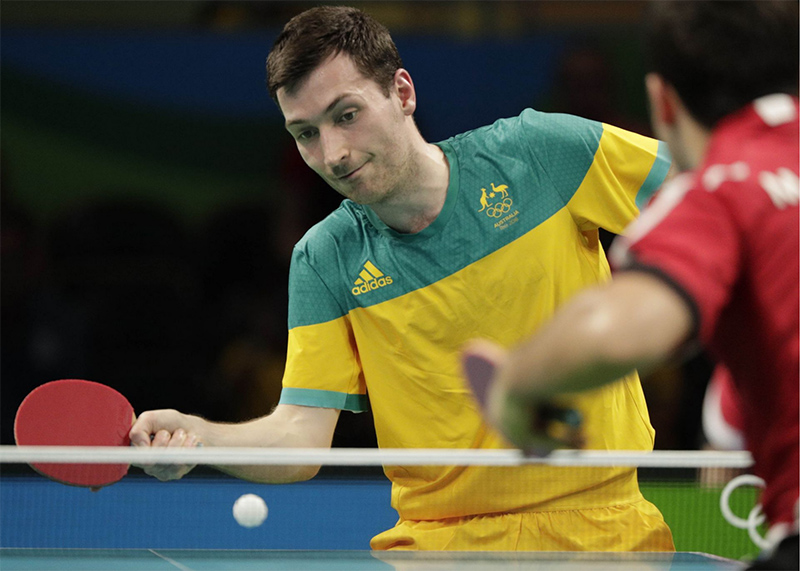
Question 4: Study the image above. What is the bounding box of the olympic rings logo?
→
[720,474,770,549]
[485,198,514,218]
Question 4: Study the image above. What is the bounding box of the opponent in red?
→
[463,3,798,568]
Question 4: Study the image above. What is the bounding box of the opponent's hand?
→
[129,409,203,481]
[462,339,584,455]
[488,387,584,456]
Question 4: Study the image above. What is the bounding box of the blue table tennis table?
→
[0,473,752,570]
[0,549,745,570]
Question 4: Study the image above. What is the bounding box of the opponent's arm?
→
[130,404,339,483]
[465,271,694,449]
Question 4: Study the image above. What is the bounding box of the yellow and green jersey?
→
[279,109,671,521]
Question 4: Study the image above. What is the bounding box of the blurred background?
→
[1,1,712,450]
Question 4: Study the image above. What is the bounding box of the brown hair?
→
[266,6,403,105]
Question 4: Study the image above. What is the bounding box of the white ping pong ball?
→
[232,493,268,528]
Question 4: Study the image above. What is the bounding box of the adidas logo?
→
[352,261,393,296]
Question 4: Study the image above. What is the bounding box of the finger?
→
[492,395,583,455]
[525,404,585,455]
[155,430,199,481]
[132,430,172,471]
[129,414,156,447]
[495,396,544,450]
[166,429,188,448]
[536,403,583,429]
[149,429,173,447]
[521,434,568,457]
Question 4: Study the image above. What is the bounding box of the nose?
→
[320,128,349,171]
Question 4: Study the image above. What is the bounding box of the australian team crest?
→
[478,183,519,229]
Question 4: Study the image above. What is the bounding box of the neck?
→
[370,139,450,234]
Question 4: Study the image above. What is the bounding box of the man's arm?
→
[129,404,340,483]
[464,271,694,450]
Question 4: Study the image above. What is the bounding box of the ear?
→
[393,69,417,116]
[645,73,677,126]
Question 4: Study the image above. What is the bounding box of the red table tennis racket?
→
[462,351,497,409]
[14,379,135,489]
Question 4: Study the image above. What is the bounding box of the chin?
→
[336,186,370,204]
[349,192,380,206]
[342,181,384,205]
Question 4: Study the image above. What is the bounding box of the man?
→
[130,6,674,550]
[463,1,798,566]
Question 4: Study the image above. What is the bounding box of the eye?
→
[338,110,357,124]
[296,128,318,141]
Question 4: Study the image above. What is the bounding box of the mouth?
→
[337,164,364,180]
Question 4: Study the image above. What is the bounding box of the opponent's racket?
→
[14,379,135,488]
[462,348,583,455]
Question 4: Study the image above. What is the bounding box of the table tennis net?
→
[0,447,762,561]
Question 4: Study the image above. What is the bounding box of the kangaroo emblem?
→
[479,188,490,212]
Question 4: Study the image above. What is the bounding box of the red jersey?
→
[612,94,800,527]
[703,365,746,451]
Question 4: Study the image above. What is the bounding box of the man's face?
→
[278,54,414,205]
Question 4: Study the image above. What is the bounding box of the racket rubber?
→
[14,379,134,488]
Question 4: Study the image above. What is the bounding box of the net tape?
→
[0,446,753,467]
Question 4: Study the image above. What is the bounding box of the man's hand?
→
[129,409,203,481]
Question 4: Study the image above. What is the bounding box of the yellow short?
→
[370,498,675,551]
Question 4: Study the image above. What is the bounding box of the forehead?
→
[278,53,382,122]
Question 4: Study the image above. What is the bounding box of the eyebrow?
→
[285,94,351,129]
